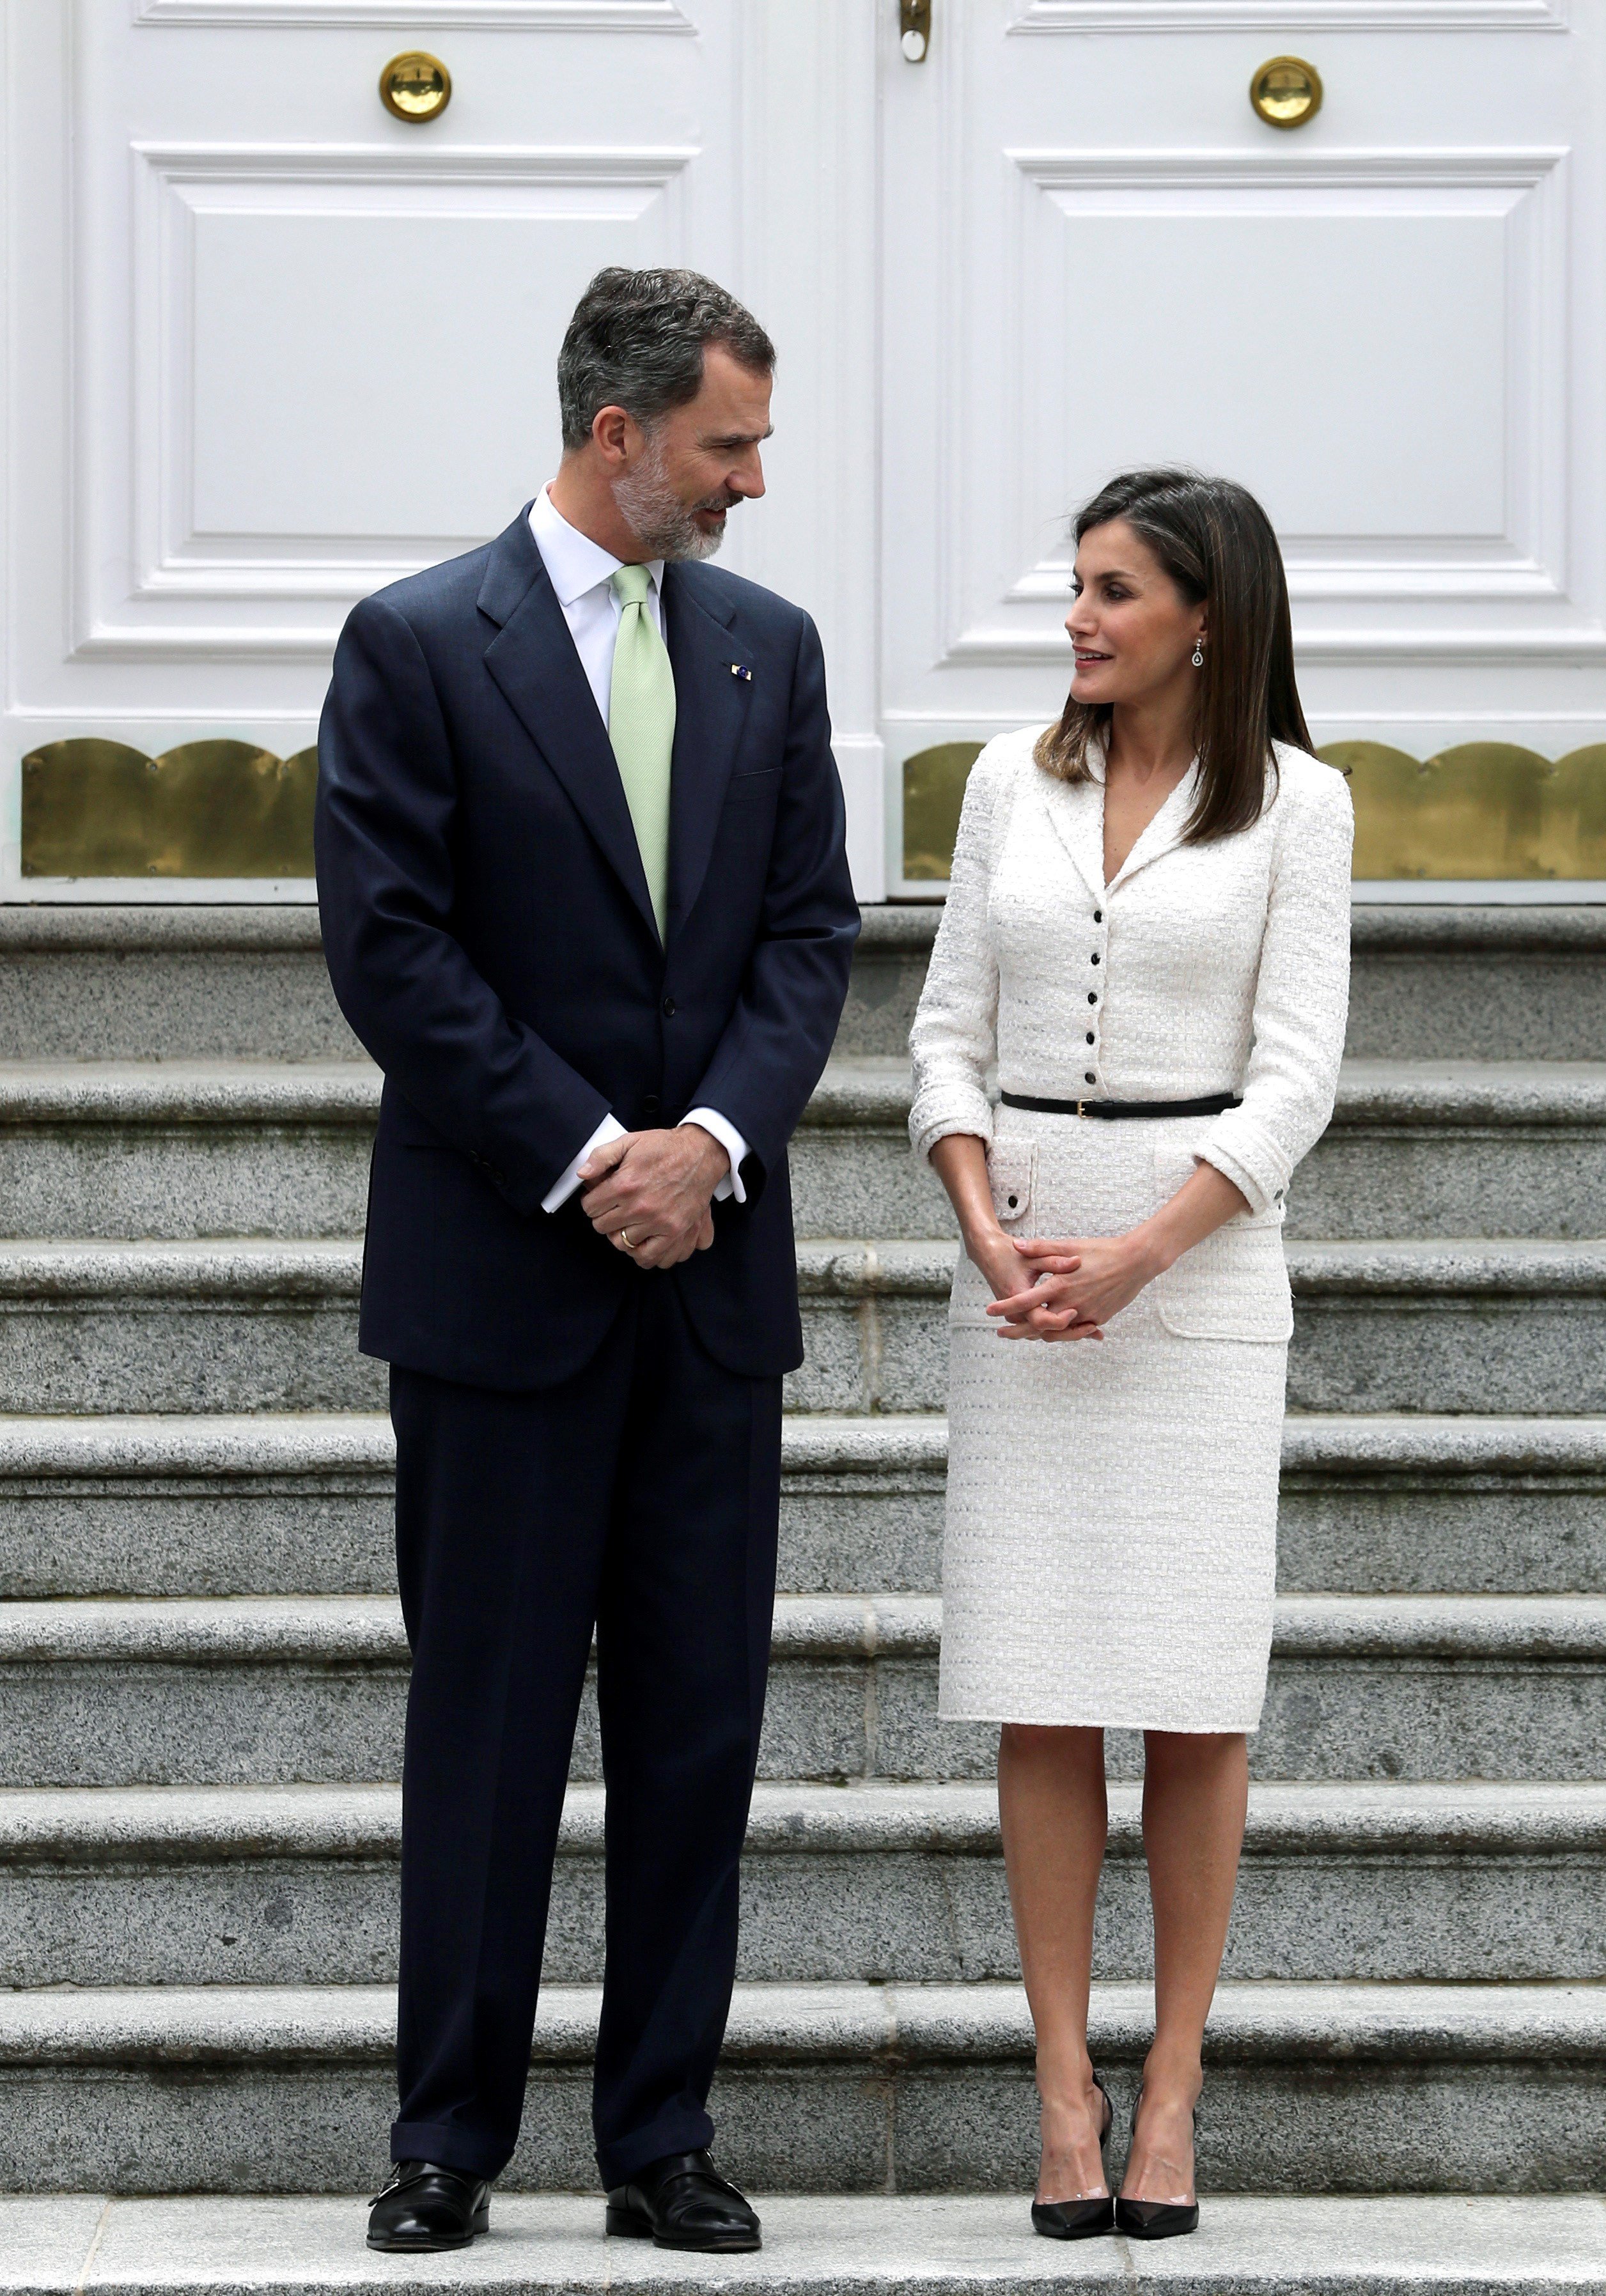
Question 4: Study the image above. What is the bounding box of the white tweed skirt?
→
[939,1105,1291,1734]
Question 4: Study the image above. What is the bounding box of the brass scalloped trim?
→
[901,738,1606,884]
[20,740,317,880]
[1329,741,1606,881]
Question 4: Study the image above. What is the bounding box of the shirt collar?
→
[529,483,664,609]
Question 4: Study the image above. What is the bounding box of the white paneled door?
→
[881,3,1606,890]
[4,4,1604,899]
[4,1,877,897]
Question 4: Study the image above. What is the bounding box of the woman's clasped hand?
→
[977,1229,1160,1341]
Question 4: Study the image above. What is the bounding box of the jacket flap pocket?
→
[1153,1222,1293,1344]
[986,1136,1037,1223]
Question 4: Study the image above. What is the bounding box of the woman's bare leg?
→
[1120,1728,1249,2203]
[997,1723,1110,2201]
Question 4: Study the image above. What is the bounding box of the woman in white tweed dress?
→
[908,471,1352,2243]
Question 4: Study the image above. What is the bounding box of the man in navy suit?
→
[316,269,859,2254]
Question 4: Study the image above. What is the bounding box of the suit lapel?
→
[663,564,749,940]
[1107,762,1201,894]
[479,511,659,941]
[1038,767,1108,908]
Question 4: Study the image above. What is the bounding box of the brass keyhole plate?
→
[1250,56,1323,130]
[380,52,452,122]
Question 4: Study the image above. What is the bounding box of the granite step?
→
[6,903,1606,1070]
[0,1241,378,1414]
[0,910,357,1064]
[792,1237,1606,1417]
[3,1411,1602,1601]
[2,1593,1602,1788]
[0,1064,377,1241]
[0,1411,947,1601]
[8,2190,1603,2295]
[0,1978,1599,2194]
[796,1059,1606,1243]
[1277,1413,1606,1596]
[1,1778,1600,1991]
[841,904,1606,1065]
[8,1055,1606,1245]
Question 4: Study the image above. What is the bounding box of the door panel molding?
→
[937,145,1594,670]
[135,2,695,27]
[1010,1,1566,28]
[76,141,695,659]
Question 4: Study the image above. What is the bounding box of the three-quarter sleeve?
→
[908,743,1006,1163]
[1197,759,1354,1216]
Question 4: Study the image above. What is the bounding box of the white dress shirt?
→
[528,485,749,1214]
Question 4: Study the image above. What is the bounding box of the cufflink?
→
[729,662,753,681]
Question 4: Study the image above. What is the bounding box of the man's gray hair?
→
[557,268,774,452]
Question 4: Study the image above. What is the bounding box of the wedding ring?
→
[620,1228,637,1252]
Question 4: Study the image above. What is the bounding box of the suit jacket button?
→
[662,997,676,1018]
[642,1094,660,1115]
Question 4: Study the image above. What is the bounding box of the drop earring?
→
[1191,640,1204,668]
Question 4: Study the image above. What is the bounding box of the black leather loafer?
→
[605,2148,761,2251]
[367,2160,491,2251]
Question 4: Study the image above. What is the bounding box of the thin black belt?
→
[999,1090,1242,1120]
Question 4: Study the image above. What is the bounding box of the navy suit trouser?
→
[387,1275,782,2187]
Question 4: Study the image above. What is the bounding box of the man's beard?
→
[611,433,733,562]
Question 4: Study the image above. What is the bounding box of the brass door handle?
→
[1251,56,1322,129]
[900,1,930,62]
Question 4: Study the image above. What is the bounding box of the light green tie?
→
[608,563,675,939]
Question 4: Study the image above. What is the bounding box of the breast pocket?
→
[1150,1135,1292,1344]
[724,767,783,805]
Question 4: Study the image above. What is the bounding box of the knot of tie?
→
[611,563,654,609]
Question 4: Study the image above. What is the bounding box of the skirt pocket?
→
[1150,1135,1293,1343]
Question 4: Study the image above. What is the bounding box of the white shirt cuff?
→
[682,1107,749,1204]
[541,1113,627,1214]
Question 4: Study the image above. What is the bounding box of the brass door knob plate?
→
[380,52,451,121]
[1250,56,1322,130]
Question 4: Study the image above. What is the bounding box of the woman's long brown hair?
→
[1034,468,1314,843]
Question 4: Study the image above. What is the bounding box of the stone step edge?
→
[6,899,1605,954]
[9,1236,1606,1301]
[2,1980,1602,2068]
[10,1053,1606,1131]
[3,1777,1602,1865]
[802,1057,1606,1130]
[795,1238,1606,1298]
[3,1409,1605,1484]
[12,2191,1606,2296]
[3,1591,1598,1666]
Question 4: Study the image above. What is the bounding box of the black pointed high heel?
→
[1031,2070,1115,2240]
[1114,2086,1199,2240]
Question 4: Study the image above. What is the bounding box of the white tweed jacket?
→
[908,727,1354,1218]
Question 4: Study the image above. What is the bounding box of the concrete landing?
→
[3,2193,1603,2294]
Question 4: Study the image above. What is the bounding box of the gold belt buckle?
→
[1075,1098,1086,1117]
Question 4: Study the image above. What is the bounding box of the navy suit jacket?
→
[315,506,860,1389]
